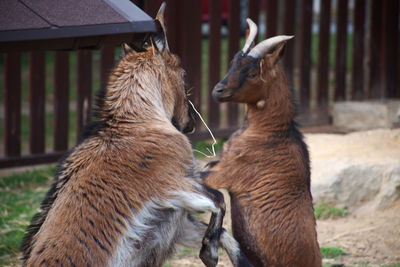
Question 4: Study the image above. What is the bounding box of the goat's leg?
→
[198,186,225,267]
[219,229,253,267]
[179,216,253,267]
[173,187,250,266]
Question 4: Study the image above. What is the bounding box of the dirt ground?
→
[166,192,400,267]
[317,201,400,266]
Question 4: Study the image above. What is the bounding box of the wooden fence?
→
[1,0,399,168]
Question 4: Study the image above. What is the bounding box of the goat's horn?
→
[242,18,258,54]
[248,35,294,58]
[154,2,170,51]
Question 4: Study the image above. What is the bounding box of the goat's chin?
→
[213,94,233,103]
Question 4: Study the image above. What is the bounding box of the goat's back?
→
[22,125,196,266]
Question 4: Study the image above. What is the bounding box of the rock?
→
[307,129,400,211]
[332,100,400,131]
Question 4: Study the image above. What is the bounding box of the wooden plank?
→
[317,0,331,107]
[77,50,92,137]
[227,0,241,127]
[100,45,115,88]
[282,0,296,86]
[0,152,65,169]
[368,0,383,99]
[382,0,399,98]
[398,0,400,98]
[144,0,162,17]
[166,1,182,55]
[54,51,69,151]
[334,0,348,101]
[248,0,261,41]
[4,52,21,157]
[299,0,313,111]
[29,51,46,154]
[265,0,278,38]
[208,0,222,129]
[180,0,202,113]
[352,0,366,100]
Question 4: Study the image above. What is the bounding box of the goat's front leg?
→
[199,186,225,267]
[172,187,224,266]
[173,187,251,266]
[179,214,253,267]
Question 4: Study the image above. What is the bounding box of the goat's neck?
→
[99,66,171,126]
[246,73,294,134]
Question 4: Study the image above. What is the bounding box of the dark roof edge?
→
[0,21,155,43]
[104,0,153,23]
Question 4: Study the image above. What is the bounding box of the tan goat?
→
[203,19,322,267]
[21,5,251,267]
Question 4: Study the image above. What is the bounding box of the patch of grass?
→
[314,203,349,220]
[320,247,346,259]
[0,167,56,189]
[0,166,55,266]
[194,138,225,158]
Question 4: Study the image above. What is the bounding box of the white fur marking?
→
[109,191,218,266]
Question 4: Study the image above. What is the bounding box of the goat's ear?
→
[121,43,133,57]
[153,2,170,52]
[266,42,286,66]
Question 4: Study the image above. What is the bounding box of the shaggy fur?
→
[204,42,322,267]
[20,43,247,267]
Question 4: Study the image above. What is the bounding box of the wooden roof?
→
[0,0,156,51]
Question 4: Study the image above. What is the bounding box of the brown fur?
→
[205,44,322,267]
[21,47,208,267]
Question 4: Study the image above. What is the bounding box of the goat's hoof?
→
[200,236,219,267]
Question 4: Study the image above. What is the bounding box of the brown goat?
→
[21,5,251,267]
[203,19,322,267]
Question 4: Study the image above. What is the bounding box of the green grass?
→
[320,247,346,259]
[0,166,55,266]
[193,138,225,158]
[314,203,349,220]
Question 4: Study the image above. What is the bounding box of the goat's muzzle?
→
[183,104,196,134]
[212,84,231,102]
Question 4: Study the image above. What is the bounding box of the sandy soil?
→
[317,201,400,266]
[167,196,400,267]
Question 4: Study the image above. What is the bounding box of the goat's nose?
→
[213,84,225,95]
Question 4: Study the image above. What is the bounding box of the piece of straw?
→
[188,100,217,158]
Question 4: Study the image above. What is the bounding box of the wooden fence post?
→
[77,50,92,138]
[54,51,70,151]
[227,0,241,127]
[208,0,222,129]
[352,0,366,100]
[4,52,21,157]
[317,0,331,108]
[29,52,46,154]
[334,0,348,101]
[299,0,313,111]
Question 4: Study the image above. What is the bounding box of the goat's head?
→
[120,3,195,133]
[212,19,293,105]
